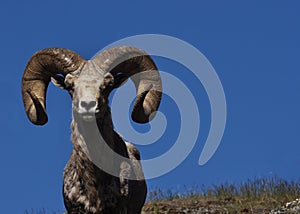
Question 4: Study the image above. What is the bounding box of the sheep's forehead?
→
[76,61,104,85]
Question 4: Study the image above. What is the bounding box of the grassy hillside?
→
[25,177,300,213]
[143,177,300,213]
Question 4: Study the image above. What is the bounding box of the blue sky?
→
[0,0,300,213]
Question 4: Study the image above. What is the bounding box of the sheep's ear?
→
[103,73,114,87]
[51,75,67,90]
[101,73,117,96]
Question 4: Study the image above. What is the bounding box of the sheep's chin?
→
[81,114,96,122]
[74,112,98,123]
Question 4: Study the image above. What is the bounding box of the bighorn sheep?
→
[21,46,162,213]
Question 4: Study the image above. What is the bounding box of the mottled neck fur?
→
[64,107,130,213]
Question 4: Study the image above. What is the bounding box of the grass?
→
[25,176,300,213]
[143,176,300,213]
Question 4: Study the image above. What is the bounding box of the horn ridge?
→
[22,48,84,125]
[92,46,162,123]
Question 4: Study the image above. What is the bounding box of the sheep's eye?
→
[100,83,110,94]
[65,75,75,89]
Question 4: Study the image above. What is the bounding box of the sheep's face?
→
[22,47,161,126]
[63,61,114,122]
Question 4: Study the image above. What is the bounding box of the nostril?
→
[80,100,97,111]
[88,101,97,109]
[80,101,88,108]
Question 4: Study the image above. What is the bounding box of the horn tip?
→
[27,108,48,126]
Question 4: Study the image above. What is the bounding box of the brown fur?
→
[63,109,147,214]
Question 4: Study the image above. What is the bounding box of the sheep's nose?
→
[80,100,97,111]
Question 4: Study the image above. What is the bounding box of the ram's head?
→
[22,46,162,125]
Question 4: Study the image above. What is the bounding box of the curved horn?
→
[22,48,85,125]
[92,46,162,123]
